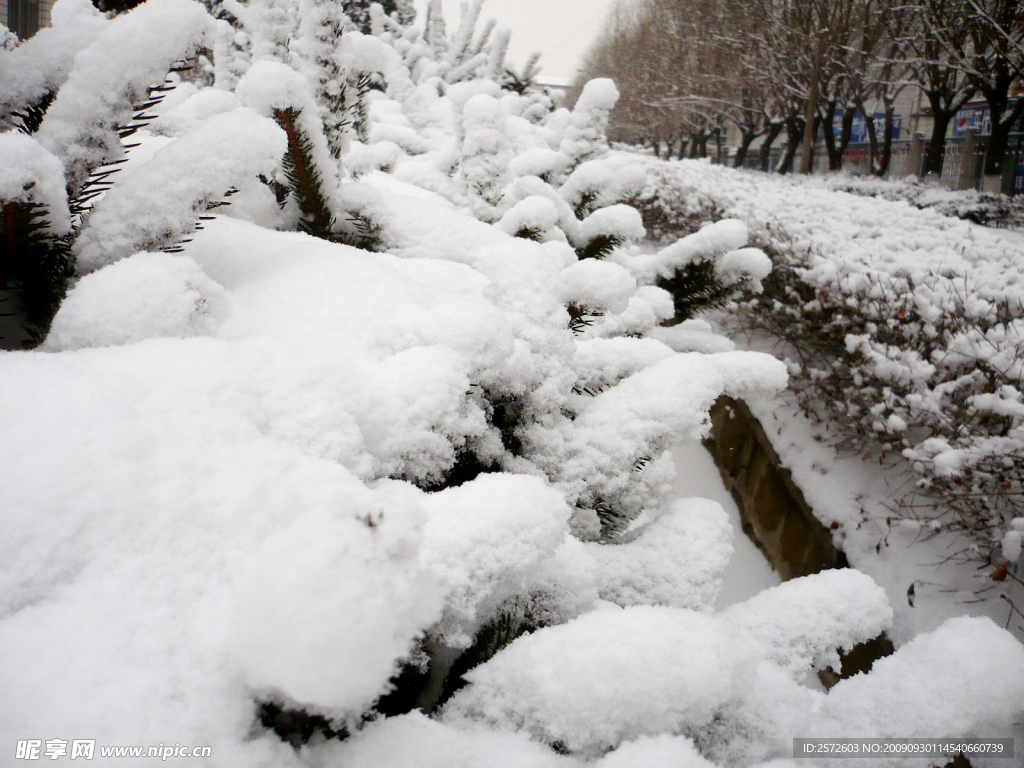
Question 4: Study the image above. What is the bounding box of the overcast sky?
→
[411,0,619,83]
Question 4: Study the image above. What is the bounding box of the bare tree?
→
[917,0,1024,179]
[570,0,936,178]
[901,0,977,176]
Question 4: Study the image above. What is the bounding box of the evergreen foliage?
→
[0,202,75,345]
[90,0,148,14]
[499,52,541,96]
[566,303,603,335]
[255,700,351,748]
[12,91,55,135]
[435,598,542,707]
[342,0,415,34]
[594,498,629,539]
[512,226,544,242]
[272,108,385,251]
[657,259,741,322]
[273,107,336,241]
[575,233,623,261]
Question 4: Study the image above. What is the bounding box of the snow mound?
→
[587,497,733,611]
[595,735,716,768]
[443,605,757,754]
[333,712,574,768]
[0,132,70,233]
[45,252,230,349]
[725,569,893,678]
[819,616,1024,749]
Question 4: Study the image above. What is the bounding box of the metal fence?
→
[730,135,1008,193]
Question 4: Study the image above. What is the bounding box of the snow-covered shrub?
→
[827,175,1024,229]
[619,151,1024,572]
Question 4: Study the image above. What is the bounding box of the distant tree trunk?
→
[689,131,710,158]
[677,136,690,160]
[734,129,758,168]
[838,108,855,161]
[976,74,1023,177]
[875,105,895,177]
[800,35,824,174]
[777,115,804,175]
[980,86,1024,180]
[759,121,783,172]
[922,100,953,178]
[821,102,843,171]
[862,109,880,175]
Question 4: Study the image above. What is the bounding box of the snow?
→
[586,497,734,611]
[816,616,1024,766]
[618,218,752,282]
[36,0,212,190]
[418,473,574,647]
[559,78,618,167]
[724,569,893,679]
[668,442,781,609]
[647,321,737,354]
[149,86,242,136]
[330,712,574,768]
[579,204,646,245]
[442,605,759,755]
[1004,518,1024,562]
[495,195,562,240]
[0,0,107,129]
[594,735,716,768]
[571,337,675,394]
[0,131,70,233]
[45,253,230,349]
[231,488,442,713]
[459,93,513,217]
[558,258,637,315]
[73,108,287,272]
[509,147,569,181]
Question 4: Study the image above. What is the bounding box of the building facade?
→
[3,0,55,40]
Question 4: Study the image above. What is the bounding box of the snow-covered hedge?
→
[627,153,1024,571]
[826,175,1024,229]
[2,1,1024,765]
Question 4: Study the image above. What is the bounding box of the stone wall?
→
[704,396,846,580]
[704,395,894,685]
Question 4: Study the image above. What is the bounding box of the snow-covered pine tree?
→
[341,0,415,34]
[292,0,352,159]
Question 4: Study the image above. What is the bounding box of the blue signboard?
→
[951,102,1024,137]
[832,109,902,144]
[953,105,992,138]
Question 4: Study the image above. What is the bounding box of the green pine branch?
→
[576,233,623,261]
[657,259,742,323]
[273,108,336,241]
[1,201,75,346]
[12,91,56,135]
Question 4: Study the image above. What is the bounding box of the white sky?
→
[411,0,620,83]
